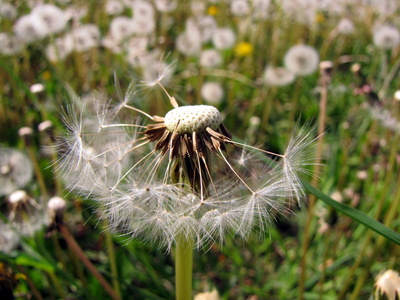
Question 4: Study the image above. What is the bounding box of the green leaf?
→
[15,253,55,272]
[302,180,400,245]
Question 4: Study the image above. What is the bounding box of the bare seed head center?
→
[164,105,222,134]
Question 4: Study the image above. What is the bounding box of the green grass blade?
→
[302,180,400,245]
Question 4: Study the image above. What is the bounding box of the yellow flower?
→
[42,70,52,81]
[207,5,218,16]
[315,13,325,23]
[234,42,253,57]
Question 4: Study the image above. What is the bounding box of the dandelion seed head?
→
[231,0,250,17]
[373,25,400,49]
[284,44,319,76]
[155,0,177,12]
[337,18,355,35]
[58,80,315,250]
[71,24,100,52]
[6,190,49,237]
[164,105,222,134]
[14,13,48,43]
[201,82,224,105]
[199,49,222,68]
[105,0,124,15]
[0,221,20,253]
[212,27,236,50]
[0,148,33,196]
[262,66,296,86]
[0,33,24,55]
[31,4,67,35]
[0,3,17,20]
[375,270,400,300]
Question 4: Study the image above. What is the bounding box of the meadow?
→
[0,0,399,299]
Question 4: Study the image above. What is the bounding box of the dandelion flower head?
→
[284,44,319,76]
[58,79,316,250]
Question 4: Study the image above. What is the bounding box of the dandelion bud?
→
[30,83,44,94]
[330,191,343,203]
[394,90,400,101]
[319,61,333,86]
[48,196,67,219]
[7,190,49,236]
[375,270,400,300]
[319,61,333,75]
[18,127,33,146]
[194,289,220,300]
[351,63,361,74]
[8,190,30,206]
[38,120,53,133]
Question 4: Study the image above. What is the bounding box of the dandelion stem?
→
[59,224,121,300]
[17,265,44,300]
[104,228,122,300]
[298,65,328,300]
[175,236,193,300]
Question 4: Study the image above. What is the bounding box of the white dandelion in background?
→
[373,25,400,50]
[262,66,296,86]
[337,18,355,35]
[212,27,236,50]
[70,24,101,52]
[201,82,224,105]
[199,49,222,68]
[0,148,33,196]
[230,0,250,17]
[14,13,48,43]
[284,44,319,76]
[31,4,67,35]
[176,22,202,56]
[57,79,316,250]
[5,190,49,237]
[0,33,24,55]
[0,2,17,20]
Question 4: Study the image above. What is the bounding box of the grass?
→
[0,1,399,299]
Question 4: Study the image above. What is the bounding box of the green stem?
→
[175,236,193,300]
[104,229,122,299]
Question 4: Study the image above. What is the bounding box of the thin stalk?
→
[47,270,66,299]
[349,137,400,300]
[59,224,121,300]
[339,134,399,299]
[175,236,193,300]
[17,265,44,300]
[104,228,122,299]
[298,66,328,300]
[289,79,303,127]
[26,145,48,200]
